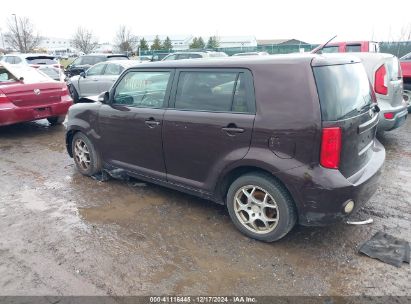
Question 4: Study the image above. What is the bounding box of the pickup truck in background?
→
[400,52,411,111]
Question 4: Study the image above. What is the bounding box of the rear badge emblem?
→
[34,89,41,95]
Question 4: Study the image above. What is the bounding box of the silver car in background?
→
[353,52,408,132]
[67,60,139,103]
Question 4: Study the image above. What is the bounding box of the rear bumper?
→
[0,98,72,127]
[377,103,408,131]
[280,140,385,226]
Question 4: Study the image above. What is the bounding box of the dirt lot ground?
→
[0,118,410,296]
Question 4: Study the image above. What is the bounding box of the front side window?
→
[113,71,171,108]
[87,64,106,76]
[175,71,251,113]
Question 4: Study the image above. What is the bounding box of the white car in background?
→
[353,52,408,132]
[0,53,64,81]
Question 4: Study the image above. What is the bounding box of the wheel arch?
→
[215,165,297,210]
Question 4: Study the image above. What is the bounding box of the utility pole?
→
[12,13,22,52]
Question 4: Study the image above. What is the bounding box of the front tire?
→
[226,172,297,242]
[72,132,102,176]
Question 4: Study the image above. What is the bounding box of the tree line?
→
[1,15,220,54]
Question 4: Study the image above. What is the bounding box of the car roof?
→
[348,52,394,60]
[132,53,360,69]
[106,60,141,67]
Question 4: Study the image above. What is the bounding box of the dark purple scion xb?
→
[66,54,385,242]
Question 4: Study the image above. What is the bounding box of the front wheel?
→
[72,132,102,176]
[226,172,297,242]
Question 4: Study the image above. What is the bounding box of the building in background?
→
[257,38,309,46]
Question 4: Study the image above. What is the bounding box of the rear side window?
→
[113,71,171,108]
[104,63,123,75]
[175,71,252,113]
[314,63,373,121]
[346,44,361,52]
[87,64,106,76]
[177,53,202,60]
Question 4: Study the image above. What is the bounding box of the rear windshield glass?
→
[314,63,373,121]
[26,57,57,65]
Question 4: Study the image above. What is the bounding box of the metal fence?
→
[139,41,411,58]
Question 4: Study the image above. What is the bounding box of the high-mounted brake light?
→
[374,64,387,95]
[320,127,342,169]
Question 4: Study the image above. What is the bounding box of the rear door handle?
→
[145,118,160,128]
[222,126,245,134]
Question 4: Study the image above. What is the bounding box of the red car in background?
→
[0,63,72,127]
[400,52,411,111]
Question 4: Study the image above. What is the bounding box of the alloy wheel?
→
[233,185,279,234]
[74,138,91,171]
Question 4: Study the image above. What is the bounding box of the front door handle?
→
[145,118,160,128]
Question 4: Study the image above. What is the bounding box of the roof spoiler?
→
[311,35,337,54]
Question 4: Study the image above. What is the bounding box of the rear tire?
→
[69,84,80,103]
[47,115,65,125]
[226,172,297,242]
[72,132,102,176]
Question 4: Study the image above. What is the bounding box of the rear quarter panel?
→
[219,61,322,210]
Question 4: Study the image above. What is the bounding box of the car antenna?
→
[311,35,337,54]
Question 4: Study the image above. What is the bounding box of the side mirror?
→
[80,71,86,78]
[98,91,109,104]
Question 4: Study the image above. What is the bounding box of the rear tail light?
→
[320,127,342,169]
[374,64,388,95]
[53,64,64,69]
[30,64,40,69]
[0,93,11,103]
[384,112,394,119]
[61,85,69,96]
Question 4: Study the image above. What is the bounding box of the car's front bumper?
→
[0,98,72,127]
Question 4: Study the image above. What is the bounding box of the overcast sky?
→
[1,0,410,44]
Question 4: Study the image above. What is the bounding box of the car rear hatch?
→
[0,66,64,107]
[313,60,379,178]
[1,82,64,107]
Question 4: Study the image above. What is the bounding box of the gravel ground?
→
[0,118,410,296]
